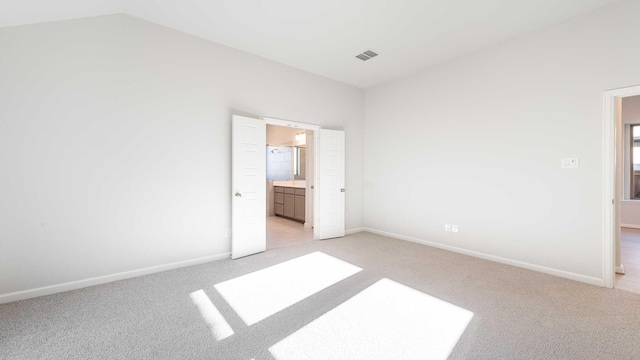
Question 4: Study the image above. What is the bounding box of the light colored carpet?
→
[2,231,640,359]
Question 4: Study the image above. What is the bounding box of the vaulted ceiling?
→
[0,0,620,88]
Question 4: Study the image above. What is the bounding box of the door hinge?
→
[612,199,615,205]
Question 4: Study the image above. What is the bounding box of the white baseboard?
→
[616,265,626,275]
[362,227,604,287]
[0,252,231,305]
[621,224,640,229]
[346,227,364,235]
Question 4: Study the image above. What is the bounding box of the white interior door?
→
[232,115,266,259]
[318,129,345,240]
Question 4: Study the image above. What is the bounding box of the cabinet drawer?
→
[274,204,284,216]
[284,187,296,194]
[294,188,305,196]
[274,193,284,204]
[274,186,284,193]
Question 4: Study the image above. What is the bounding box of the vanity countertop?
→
[272,180,306,189]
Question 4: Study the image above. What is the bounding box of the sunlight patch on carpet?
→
[214,252,362,326]
[189,289,234,340]
[269,278,473,360]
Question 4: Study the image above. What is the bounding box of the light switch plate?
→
[561,158,579,169]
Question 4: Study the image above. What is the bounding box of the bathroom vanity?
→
[274,184,305,222]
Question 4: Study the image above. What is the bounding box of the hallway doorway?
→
[616,228,640,293]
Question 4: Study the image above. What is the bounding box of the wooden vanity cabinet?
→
[274,186,305,222]
[274,186,284,216]
[294,189,305,221]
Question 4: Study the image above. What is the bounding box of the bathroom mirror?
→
[294,145,306,180]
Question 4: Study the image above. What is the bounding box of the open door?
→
[232,115,266,259]
[318,129,345,240]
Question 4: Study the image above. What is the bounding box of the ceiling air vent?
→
[355,49,379,61]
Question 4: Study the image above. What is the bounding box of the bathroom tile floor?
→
[266,215,314,249]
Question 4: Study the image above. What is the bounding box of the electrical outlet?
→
[452,225,459,233]
[445,224,451,232]
[225,229,231,238]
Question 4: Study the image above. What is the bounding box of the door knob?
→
[340,188,345,192]
[235,192,242,197]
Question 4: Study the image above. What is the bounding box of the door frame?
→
[263,117,321,240]
[603,84,640,288]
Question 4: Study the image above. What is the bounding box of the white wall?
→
[621,202,640,228]
[621,95,640,227]
[364,0,640,284]
[0,14,364,298]
[622,96,640,123]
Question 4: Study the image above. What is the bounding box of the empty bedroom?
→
[2,0,640,359]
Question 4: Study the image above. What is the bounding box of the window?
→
[630,125,640,199]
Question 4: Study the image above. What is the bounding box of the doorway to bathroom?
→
[265,124,315,249]
[232,115,346,259]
